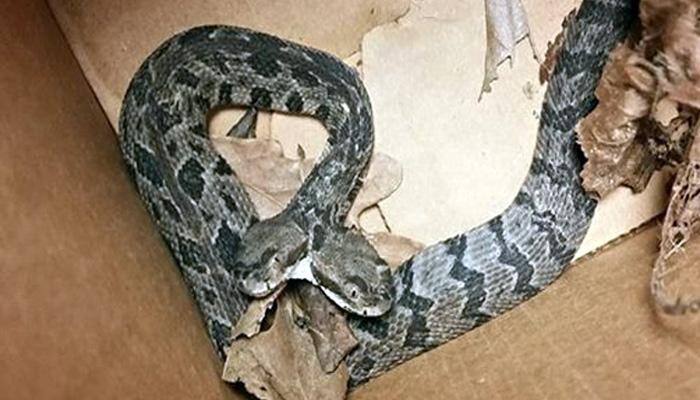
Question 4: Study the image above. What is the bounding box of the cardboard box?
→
[2,1,699,399]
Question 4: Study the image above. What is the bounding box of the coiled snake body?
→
[118,0,637,388]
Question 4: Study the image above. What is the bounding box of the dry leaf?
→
[577,45,658,198]
[290,284,359,373]
[652,124,700,315]
[367,232,425,269]
[209,107,274,139]
[480,0,537,98]
[345,153,402,228]
[231,285,286,339]
[643,0,700,109]
[214,129,403,230]
[213,136,314,219]
[539,8,576,84]
[577,0,700,198]
[223,285,349,400]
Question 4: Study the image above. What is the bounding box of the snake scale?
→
[118,0,637,388]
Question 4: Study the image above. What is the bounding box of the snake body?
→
[118,0,637,389]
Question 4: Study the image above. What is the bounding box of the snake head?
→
[233,213,308,297]
[308,228,394,317]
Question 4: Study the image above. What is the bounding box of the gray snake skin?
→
[118,0,637,389]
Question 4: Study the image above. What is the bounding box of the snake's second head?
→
[309,229,394,317]
[233,214,308,297]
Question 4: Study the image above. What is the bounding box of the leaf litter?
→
[561,0,700,316]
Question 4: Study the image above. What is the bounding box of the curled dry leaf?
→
[345,153,402,229]
[577,45,658,198]
[642,0,700,109]
[480,0,537,98]
[223,285,350,400]
[578,0,700,198]
[652,126,700,315]
[231,285,286,339]
[538,8,576,84]
[367,232,425,270]
[213,136,315,219]
[214,132,402,230]
[290,284,359,373]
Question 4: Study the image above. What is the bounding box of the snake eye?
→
[345,282,360,300]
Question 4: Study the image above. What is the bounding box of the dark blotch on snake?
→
[173,68,200,89]
[396,269,434,347]
[445,234,468,258]
[285,91,304,113]
[314,104,330,122]
[452,265,487,312]
[134,143,163,187]
[214,156,233,175]
[311,224,326,249]
[291,66,319,87]
[177,158,206,201]
[210,319,232,359]
[488,217,537,294]
[209,51,231,75]
[203,287,218,305]
[250,87,273,108]
[166,140,178,158]
[218,82,232,104]
[161,197,182,222]
[219,191,240,214]
[175,234,206,273]
[247,52,281,78]
[351,315,390,340]
[214,222,241,272]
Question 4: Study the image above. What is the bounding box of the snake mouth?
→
[239,235,309,297]
[241,269,285,297]
[318,285,392,317]
[287,256,393,317]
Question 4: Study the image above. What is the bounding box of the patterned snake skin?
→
[118,0,637,389]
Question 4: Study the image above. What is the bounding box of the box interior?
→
[3,1,700,399]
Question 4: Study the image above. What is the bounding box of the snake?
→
[118,0,637,390]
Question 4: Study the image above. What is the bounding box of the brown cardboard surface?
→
[47,0,410,128]
[0,2,242,399]
[351,225,700,400]
[3,1,700,399]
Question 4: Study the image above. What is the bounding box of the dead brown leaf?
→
[290,284,359,373]
[223,285,349,400]
[212,137,314,219]
[213,131,402,231]
[367,232,425,269]
[653,125,700,315]
[577,0,700,197]
[577,45,658,198]
[345,153,402,229]
[231,285,286,339]
[539,8,576,84]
